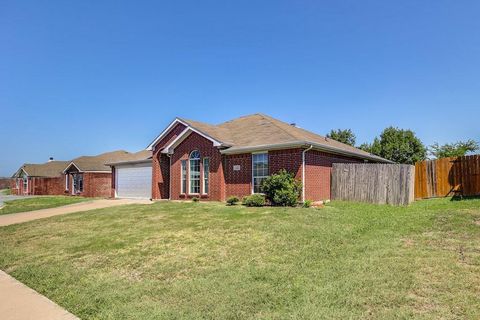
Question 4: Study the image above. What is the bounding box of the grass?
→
[0,188,11,195]
[0,198,479,319]
[0,196,89,215]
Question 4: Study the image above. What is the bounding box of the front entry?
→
[72,173,84,195]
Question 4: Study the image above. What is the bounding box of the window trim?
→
[180,160,187,194]
[251,152,269,194]
[188,150,201,195]
[65,174,69,191]
[202,157,209,195]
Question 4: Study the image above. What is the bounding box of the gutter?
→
[302,145,313,202]
[106,159,152,166]
[220,141,394,164]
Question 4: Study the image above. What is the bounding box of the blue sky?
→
[1,0,479,176]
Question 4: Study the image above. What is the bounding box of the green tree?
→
[326,129,356,146]
[360,127,426,164]
[429,140,479,159]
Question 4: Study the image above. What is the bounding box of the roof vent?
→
[48,157,54,162]
[290,123,297,127]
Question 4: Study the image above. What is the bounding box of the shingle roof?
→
[13,161,70,178]
[66,150,146,172]
[170,114,392,163]
[105,150,152,166]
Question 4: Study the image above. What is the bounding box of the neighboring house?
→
[11,159,69,195]
[63,150,142,198]
[143,113,391,202]
[107,150,152,199]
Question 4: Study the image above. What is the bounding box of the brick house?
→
[11,160,69,195]
[63,150,145,198]
[144,113,391,202]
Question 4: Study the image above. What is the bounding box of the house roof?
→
[157,113,392,163]
[13,161,70,178]
[65,150,144,173]
[106,150,152,166]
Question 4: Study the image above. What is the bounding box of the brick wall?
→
[83,172,112,197]
[68,172,112,198]
[305,150,361,201]
[170,132,225,201]
[10,176,66,195]
[31,176,66,195]
[224,153,252,198]
[151,123,186,199]
[10,178,23,195]
[269,148,303,179]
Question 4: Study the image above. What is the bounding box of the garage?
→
[115,162,152,199]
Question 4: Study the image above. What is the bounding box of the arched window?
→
[189,150,201,194]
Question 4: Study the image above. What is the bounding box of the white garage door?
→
[116,163,152,199]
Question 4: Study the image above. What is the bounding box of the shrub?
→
[302,200,312,208]
[242,194,265,207]
[261,169,302,207]
[226,196,240,206]
[192,197,199,202]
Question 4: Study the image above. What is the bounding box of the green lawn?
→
[0,196,89,215]
[0,198,479,319]
[0,188,11,195]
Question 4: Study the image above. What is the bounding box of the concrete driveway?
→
[0,198,152,227]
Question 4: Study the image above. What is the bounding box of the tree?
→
[429,140,479,159]
[360,127,427,164]
[326,129,356,146]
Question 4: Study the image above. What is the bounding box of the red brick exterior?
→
[224,153,252,198]
[150,131,366,202]
[170,132,225,201]
[10,176,67,196]
[66,172,112,198]
[152,123,187,199]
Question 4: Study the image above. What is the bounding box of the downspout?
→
[302,145,313,202]
[167,154,172,200]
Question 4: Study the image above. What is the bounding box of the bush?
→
[242,194,265,207]
[226,196,240,206]
[261,169,302,207]
[302,200,312,208]
[192,197,199,202]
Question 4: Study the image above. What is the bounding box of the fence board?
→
[331,163,415,206]
[414,154,480,199]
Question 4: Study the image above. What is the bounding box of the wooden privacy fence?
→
[331,163,415,206]
[415,155,480,199]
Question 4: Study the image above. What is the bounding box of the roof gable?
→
[13,161,70,178]
[66,150,134,172]
[147,113,392,163]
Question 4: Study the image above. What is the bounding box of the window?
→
[252,153,268,193]
[203,158,209,194]
[23,177,28,192]
[181,160,187,194]
[189,150,200,194]
[73,174,83,193]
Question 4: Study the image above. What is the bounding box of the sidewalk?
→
[0,198,152,227]
[0,270,79,320]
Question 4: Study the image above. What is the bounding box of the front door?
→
[72,173,84,195]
